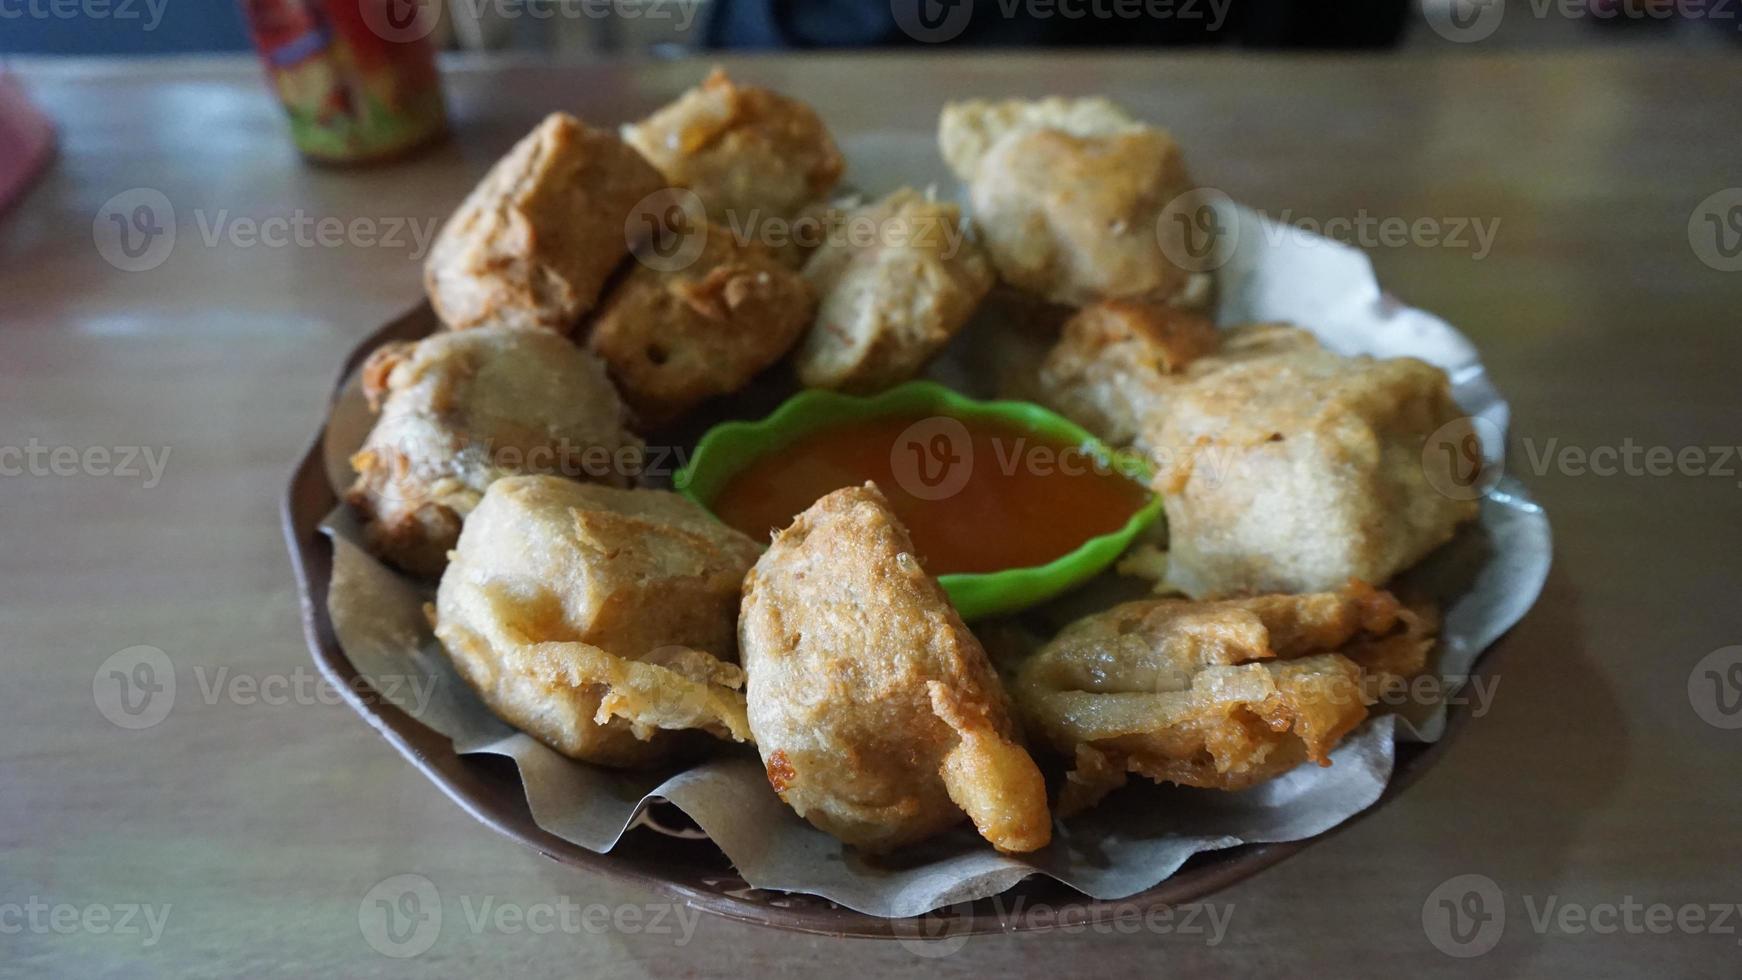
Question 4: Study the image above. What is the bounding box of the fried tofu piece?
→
[938,97,1201,308]
[939,97,1147,179]
[433,476,762,767]
[795,188,995,393]
[1040,318,1475,596]
[1014,584,1434,814]
[739,484,1051,853]
[345,327,638,577]
[622,68,845,232]
[424,113,666,332]
[587,224,814,429]
[1150,331,1479,597]
[1037,300,1221,447]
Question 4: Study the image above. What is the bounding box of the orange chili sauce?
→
[709,413,1152,575]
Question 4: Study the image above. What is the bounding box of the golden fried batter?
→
[433,476,762,767]
[1150,330,1480,597]
[622,68,845,231]
[939,97,1201,308]
[424,113,665,332]
[738,484,1051,853]
[1037,300,1221,447]
[795,188,995,393]
[345,327,638,577]
[587,224,814,428]
[1040,320,1476,596]
[938,96,1146,180]
[1041,320,1317,451]
[1014,584,1435,814]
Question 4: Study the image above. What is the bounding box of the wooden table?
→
[2,51,1739,978]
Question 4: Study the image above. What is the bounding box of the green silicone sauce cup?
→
[675,381,1164,621]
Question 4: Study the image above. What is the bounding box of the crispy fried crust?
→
[1037,300,1220,447]
[1031,320,1309,456]
[622,68,845,228]
[424,113,666,332]
[929,682,1053,853]
[1014,584,1436,814]
[587,224,814,429]
[344,327,638,577]
[433,476,762,767]
[939,96,1146,181]
[1150,332,1480,597]
[939,98,1201,308]
[738,484,1052,853]
[795,188,995,393]
[1040,320,1477,596]
[1040,320,1315,453]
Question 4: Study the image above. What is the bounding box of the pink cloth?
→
[0,71,55,218]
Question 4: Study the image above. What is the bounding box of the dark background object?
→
[0,3,251,54]
[1,0,1730,55]
[703,0,1411,50]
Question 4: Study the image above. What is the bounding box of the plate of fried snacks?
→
[284,69,1552,937]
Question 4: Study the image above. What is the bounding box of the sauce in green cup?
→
[677,382,1163,620]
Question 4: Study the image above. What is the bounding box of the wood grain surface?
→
[2,51,1739,978]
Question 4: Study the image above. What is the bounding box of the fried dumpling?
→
[939,97,1203,308]
[588,223,813,429]
[1014,584,1435,815]
[433,476,761,767]
[1147,329,1479,597]
[1036,299,1220,447]
[345,327,637,577]
[1040,319,1478,597]
[622,68,845,233]
[424,113,666,332]
[795,188,994,393]
[738,484,1051,853]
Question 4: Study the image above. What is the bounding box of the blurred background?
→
[2,0,1740,57]
[1,0,1735,220]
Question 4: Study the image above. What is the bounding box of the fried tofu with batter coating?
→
[739,484,1051,853]
[1039,319,1475,596]
[1036,300,1221,447]
[938,97,1202,308]
[795,188,995,393]
[939,96,1144,179]
[1041,319,1318,450]
[622,69,845,233]
[345,327,638,577]
[1150,329,1479,597]
[433,476,762,767]
[424,113,666,332]
[1014,584,1435,814]
[588,224,814,428]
